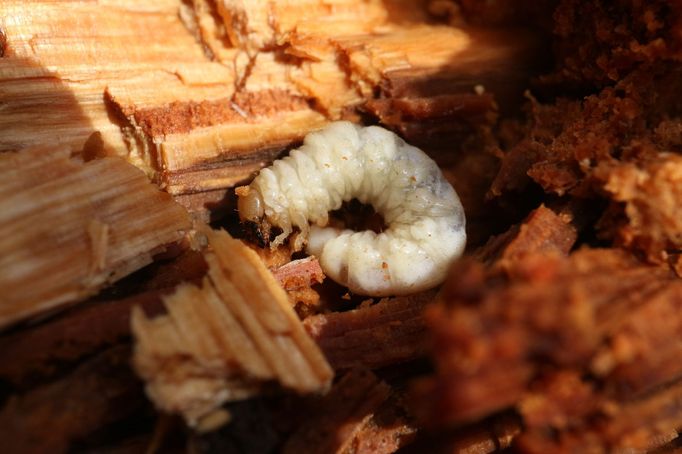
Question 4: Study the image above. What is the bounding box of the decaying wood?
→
[0,0,327,201]
[0,0,545,217]
[273,256,326,314]
[106,82,327,195]
[132,228,333,426]
[516,371,682,453]
[0,148,191,329]
[304,291,435,371]
[282,369,416,454]
[0,346,147,454]
[272,257,325,291]
[189,398,282,454]
[103,10,540,195]
[596,155,682,262]
[0,248,319,391]
[596,380,682,453]
[475,204,578,266]
[414,248,675,427]
[413,243,682,452]
[591,280,682,399]
[218,0,542,112]
[0,1,211,157]
[0,290,166,390]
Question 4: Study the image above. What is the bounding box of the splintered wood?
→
[107,83,327,196]
[0,0,543,216]
[215,0,389,53]
[132,229,333,426]
[0,1,211,157]
[0,148,191,329]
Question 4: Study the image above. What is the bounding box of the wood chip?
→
[273,256,326,314]
[0,148,191,329]
[304,291,435,371]
[132,228,333,426]
[272,257,325,291]
[475,204,578,266]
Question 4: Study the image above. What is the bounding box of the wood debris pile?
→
[408,1,682,452]
[3,0,682,453]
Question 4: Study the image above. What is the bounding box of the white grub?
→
[237,121,466,296]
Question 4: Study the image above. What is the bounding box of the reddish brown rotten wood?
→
[516,374,682,453]
[414,248,674,427]
[304,291,435,371]
[475,204,578,266]
[272,257,325,292]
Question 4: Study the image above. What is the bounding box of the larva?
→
[237,121,466,296]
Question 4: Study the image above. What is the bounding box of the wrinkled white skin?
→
[242,121,466,296]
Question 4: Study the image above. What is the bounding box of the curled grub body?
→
[238,121,466,296]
